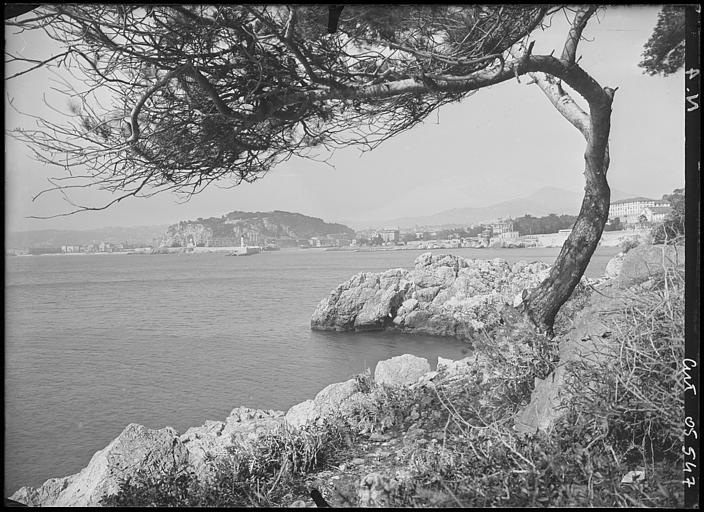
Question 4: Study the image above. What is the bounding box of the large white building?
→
[489,219,514,235]
[609,197,670,225]
[378,228,400,243]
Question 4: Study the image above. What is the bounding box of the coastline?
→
[8,244,682,507]
[6,228,649,257]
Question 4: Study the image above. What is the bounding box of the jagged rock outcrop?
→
[311,252,553,340]
[161,222,214,248]
[11,407,284,507]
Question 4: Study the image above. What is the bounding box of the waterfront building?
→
[499,230,520,240]
[609,197,670,225]
[379,228,400,243]
[28,247,62,255]
[489,218,514,235]
[642,206,672,224]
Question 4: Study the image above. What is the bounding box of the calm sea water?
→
[4,246,619,495]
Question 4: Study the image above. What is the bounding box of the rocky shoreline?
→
[9,245,683,507]
[311,252,567,340]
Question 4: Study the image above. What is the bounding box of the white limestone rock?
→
[11,407,286,507]
[374,354,431,387]
[11,424,188,507]
[285,399,321,429]
[285,378,359,429]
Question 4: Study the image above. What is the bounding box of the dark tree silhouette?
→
[6,5,619,334]
[513,214,578,236]
[3,4,39,20]
[327,6,344,34]
[639,5,686,76]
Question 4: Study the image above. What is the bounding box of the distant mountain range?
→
[7,187,644,248]
[6,225,170,249]
[350,186,638,229]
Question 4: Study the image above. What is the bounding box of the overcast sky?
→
[4,6,684,232]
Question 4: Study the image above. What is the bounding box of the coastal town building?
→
[6,248,30,256]
[27,247,63,255]
[379,228,400,243]
[642,206,672,224]
[489,219,514,236]
[307,234,353,248]
[609,197,670,225]
[11,240,153,255]
[498,230,520,240]
[94,242,125,252]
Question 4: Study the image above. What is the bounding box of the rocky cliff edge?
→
[311,252,562,339]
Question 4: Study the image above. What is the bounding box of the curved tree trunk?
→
[519,6,616,336]
[524,80,615,336]
[524,162,611,335]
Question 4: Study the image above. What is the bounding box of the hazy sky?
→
[5,6,684,232]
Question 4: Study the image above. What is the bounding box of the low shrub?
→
[354,367,374,394]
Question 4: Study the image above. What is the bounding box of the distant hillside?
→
[355,186,638,229]
[6,225,169,249]
[161,210,355,247]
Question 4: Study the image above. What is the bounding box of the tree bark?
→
[524,169,611,335]
[523,82,615,336]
